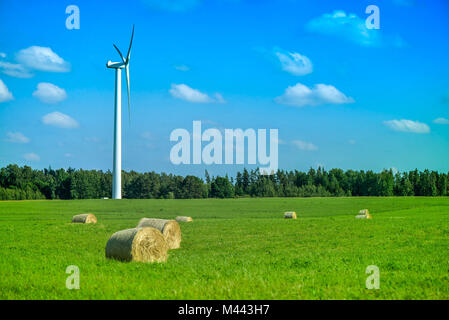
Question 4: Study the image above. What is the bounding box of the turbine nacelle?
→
[106,61,125,69]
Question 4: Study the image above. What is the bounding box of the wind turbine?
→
[106,25,134,199]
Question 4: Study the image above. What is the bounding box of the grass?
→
[0,197,448,299]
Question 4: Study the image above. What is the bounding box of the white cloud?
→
[0,61,33,78]
[384,119,430,134]
[213,92,226,104]
[174,65,190,71]
[170,84,211,103]
[0,47,69,78]
[16,46,70,72]
[275,82,354,107]
[275,50,313,76]
[33,82,67,103]
[306,10,381,47]
[23,153,40,161]
[433,117,449,125]
[0,79,13,102]
[42,112,79,129]
[6,132,29,143]
[272,137,286,145]
[292,140,318,151]
[169,83,224,103]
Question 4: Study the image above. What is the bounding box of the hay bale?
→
[356,209,372,219]
[136,218,181,249]
[176,216,193,222]
[105,227,168,263]
[284,211,297,219]
[72,213,97,224]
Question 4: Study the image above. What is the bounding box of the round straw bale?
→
[284,211,297,219]
[136,218,181,249]
[356,209,372,219]
[176,216,193,222]
[105,227,168,263]
[72,213,97,224]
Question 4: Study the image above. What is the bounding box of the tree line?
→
[0,164,448,200]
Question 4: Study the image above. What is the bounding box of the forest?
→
[0,164,447,200]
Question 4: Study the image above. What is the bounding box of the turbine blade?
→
[126,25,134,64]
[113,44,126,63]
[125,64,131,123]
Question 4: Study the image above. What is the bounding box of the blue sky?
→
[0,0,448,177]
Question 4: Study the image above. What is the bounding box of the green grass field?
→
[0,197,448,299]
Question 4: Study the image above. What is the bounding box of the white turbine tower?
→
[106,25,134,199]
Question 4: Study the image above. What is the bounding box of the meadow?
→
[0,197,448,299]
